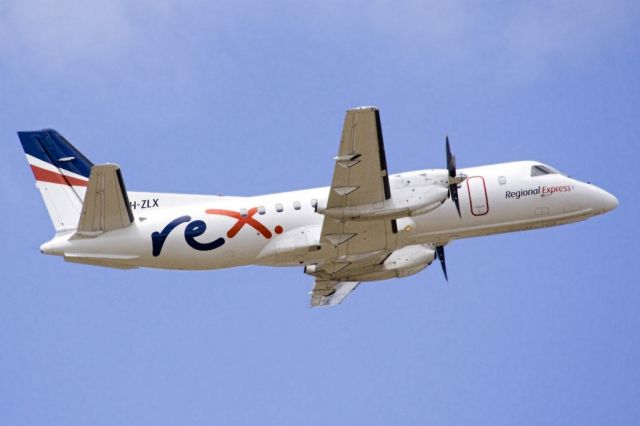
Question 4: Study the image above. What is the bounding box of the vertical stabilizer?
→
[18,129,93,233]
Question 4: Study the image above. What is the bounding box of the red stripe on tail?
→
[30,165,88,187]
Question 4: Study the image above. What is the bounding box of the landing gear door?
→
[466,176,489,216]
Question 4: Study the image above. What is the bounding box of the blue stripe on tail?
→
[17,129,93,178]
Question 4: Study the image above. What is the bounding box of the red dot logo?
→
[274,225,283,234]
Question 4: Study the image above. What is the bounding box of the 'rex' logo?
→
[205,207,272,239]
[151,207,280,257]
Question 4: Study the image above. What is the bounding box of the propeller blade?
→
[450,184,461,218]
[446,136,462,218]
[435,245,448,281]
[446,136,456,177]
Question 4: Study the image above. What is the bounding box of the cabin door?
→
[466,176,489,216]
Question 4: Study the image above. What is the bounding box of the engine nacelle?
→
[316,184,448,222]
[306,244,436,282]
[351,244,436,281]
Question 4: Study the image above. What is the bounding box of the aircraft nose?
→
[601,190,618,213]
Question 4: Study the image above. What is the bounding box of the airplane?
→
[18,106,618,307]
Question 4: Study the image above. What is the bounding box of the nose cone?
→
[601,190,618,213]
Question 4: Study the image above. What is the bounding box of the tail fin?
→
[18,129,93,233]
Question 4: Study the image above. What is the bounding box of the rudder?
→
[18,129,94,233]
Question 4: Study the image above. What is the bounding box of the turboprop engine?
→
[305,244,436,282]
[316,136,467,222]
[316,181,449,222]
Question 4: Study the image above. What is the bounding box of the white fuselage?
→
[41,161,617,270]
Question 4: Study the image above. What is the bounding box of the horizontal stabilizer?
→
[76,164,134,236]
[64,253,140,269]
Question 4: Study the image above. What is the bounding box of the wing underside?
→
[310,280,360,307]
[310,107,398,307]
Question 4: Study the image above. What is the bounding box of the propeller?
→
[435,245,448,281]
[446,136,464,218]
[432,137,465,282]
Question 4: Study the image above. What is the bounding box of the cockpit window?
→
[531,165,558,177]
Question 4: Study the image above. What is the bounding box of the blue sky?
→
[1,1,639,424]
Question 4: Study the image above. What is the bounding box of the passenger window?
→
[311,199,318,208]
[275,203,284,213]
[240,208,248,217]
[257,206,266,215]
[293,201,301,210]
[498,176,507,185]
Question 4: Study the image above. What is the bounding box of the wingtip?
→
[349,105,379,112]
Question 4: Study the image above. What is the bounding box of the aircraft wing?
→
[311,107,398,306]
[310,280,359,307]
[326,106,391,210]
[320,106,396,254]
